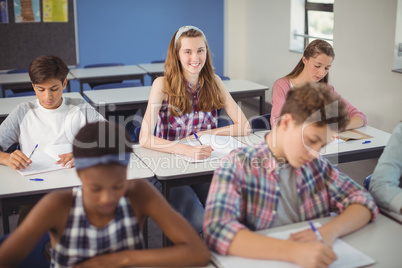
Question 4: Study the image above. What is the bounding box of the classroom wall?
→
[225,0,402,133]
[75,0,224,82]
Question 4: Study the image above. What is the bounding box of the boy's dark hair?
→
[28,55,69,84]
[280,82,349,131]
[73,121,132,158]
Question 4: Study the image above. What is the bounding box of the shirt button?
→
[276,186,280,191]
[272,211,276,215]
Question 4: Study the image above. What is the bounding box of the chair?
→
[92,81,142,90]
[363,174,372,190]
[84,63,125,88]
[151,60,165,63]
[0,233,50,267]
[251,113,271,133]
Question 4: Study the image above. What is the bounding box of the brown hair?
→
[164,28,224,116]
[280,82,349,131]
[73,121,132,158]
[28,55,69,84]
[286,39,335,84]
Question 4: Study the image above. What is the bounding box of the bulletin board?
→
[0,0,78,70]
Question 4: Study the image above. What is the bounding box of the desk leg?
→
[67,81,71,92]
[80,82,84,95]
[260,94,265,115]
[0,199,10,235]
[161,181,171,247]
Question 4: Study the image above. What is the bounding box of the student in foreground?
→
[0,55,104,170]
[369,121,402,213]
[0,121,210,267]
[203,83,378,268]
[270,39,366,130]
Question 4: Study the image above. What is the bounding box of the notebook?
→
[211,223,375,268]
[17,144,72,176]
[176,134,246,162]
[338,129,373,141]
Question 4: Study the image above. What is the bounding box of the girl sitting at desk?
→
[139,25,250,234]
[0,121,210,267]
[270,39,367,130]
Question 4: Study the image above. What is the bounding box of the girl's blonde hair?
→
[163,28,224,116]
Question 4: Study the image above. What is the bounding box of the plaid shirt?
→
[203,141,379,255]
[51,187,144,267]
[156,81,218,141]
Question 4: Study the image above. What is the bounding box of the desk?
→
[83,79,269,120]
[0,72,74,97]
[0,92,83,124]
[83,86,152,118]
[253,126,391,164]
[223,79,269,115]
[254,214,401,268]
[138,62,164,82]
[69,65,147,94]
[0,154,154,234]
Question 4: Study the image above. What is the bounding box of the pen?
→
[29,178,43,181]
[362,140,371,144]
[193,132,203,145]
[308,221,324,243]
[28,144,38,159]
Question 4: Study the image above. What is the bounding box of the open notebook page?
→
[212,223,375,268]
[17,144,72,176]
[176,134,246,162]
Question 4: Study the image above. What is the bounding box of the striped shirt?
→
[203,141,379,255]
[51,187,144,267]
[156,81,218,140]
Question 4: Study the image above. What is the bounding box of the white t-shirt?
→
[0,97,104,154]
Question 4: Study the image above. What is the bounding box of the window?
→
[290,0,334,53]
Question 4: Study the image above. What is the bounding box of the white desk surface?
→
[253,126,391,159]
[133,134,261,181]
[222,79,269,93]
[82,79,267,107]
[138,63,164,74]
[0,72,74,85]
[0,92,83,118]
[0,153,154,199]
[321,126,391,156]
[83,86,152,107]
[69,65,146,79]
[256,214,402,268]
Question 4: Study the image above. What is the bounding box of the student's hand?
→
[187,145,214,160]
[6,150,31,170]
[291,242,337,268]
[56,152,74,168]
[289,226,337,245]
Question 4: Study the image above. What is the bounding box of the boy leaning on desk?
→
[0,55,104,170]
[203,82,379,268]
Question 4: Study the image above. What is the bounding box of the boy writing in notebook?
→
[0,55,104,170]
[0,121,210,267]
[203,82,378,268]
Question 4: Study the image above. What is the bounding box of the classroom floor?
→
[0,97,379,248]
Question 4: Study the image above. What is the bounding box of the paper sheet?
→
[17,144,72,176]
[338,129,373,141]
[212,223,375,268]
[175,135,246,162]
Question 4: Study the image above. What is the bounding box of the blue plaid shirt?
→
[51,187,144,267]
[203,141,379,255]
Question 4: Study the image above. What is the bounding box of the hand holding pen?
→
[5,144,37,170]
[191,132,213,160]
